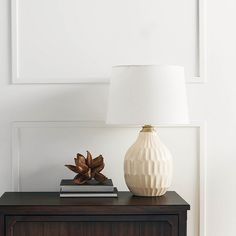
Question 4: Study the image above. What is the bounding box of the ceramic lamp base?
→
[124,126,173,196]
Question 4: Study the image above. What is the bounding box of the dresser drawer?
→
[6,215,178,236]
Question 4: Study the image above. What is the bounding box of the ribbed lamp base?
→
[124,127,173,196]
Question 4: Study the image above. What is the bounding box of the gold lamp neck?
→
[140,125,156,132]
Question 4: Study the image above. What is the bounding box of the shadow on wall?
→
[6,84,109,121]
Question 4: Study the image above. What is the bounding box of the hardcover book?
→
[60,179,114,193]
[60,188,118,198]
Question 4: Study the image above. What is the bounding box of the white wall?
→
[0,0,236,236]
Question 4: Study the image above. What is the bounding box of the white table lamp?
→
[107,65,189,196]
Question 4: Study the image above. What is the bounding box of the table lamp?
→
[106,65,189,196]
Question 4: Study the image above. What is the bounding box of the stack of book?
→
[60,179,118,198]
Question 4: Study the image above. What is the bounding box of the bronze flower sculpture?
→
[65,151,107,184]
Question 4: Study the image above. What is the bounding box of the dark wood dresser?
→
[0,191,190,236]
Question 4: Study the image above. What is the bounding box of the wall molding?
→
[11,120,206,236]
[192,0,207,83]
[11,0,206,84]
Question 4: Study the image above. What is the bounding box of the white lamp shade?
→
[106,65,189,125]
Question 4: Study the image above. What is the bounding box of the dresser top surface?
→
[0,191,189,209]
